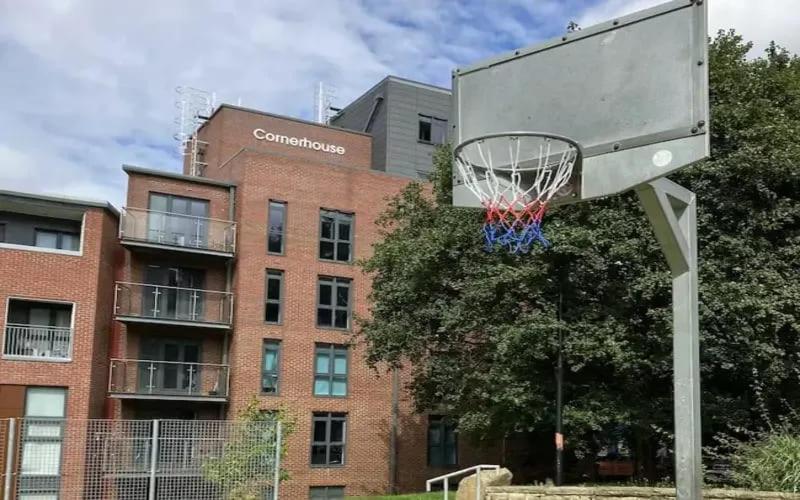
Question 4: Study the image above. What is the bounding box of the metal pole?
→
[476,468,481,500]
[3,418,15,500]
[148,419,159,500]
[637,179,702,500]
[273,421,282,500]
[555,287,564,486]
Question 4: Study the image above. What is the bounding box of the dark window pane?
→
[329,445,344,465]
[419,119,432,142]
[0,224,5,243]
[313,420,327,442]
[265,303,280,323]
[311,445,327,465]
[34,231,58,249]
[317,308,332,327]
[334,310,348,329]
[319,283,332,305]
[262,375,277,393]
[336,285,348,307]
[337,223,350,241]
[432,118,448,144]
[267,278,281,300]
[330,420,344,442]
[268,234,282,253]
[321,218,334,239]
[320,241,335,260]
[336,243,350,262]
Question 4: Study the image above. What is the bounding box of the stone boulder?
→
[456,467,513,500]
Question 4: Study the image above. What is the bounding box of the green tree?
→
[202,398,294,499]
[358,31,800,477]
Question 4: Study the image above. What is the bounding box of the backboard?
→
[451,0,709,208]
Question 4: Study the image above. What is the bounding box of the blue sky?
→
[0,0,796,208]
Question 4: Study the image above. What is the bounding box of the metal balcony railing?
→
[108,359,230,400]
[119,207,236,255]
[114,282,233,327]
[2,324,73,361]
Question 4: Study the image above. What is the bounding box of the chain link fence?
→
[0,418,282,500]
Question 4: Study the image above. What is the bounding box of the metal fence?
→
[108,359,230,400]
[114,282,234,327]
[119,207,237,255]
[0,418,282,500]
[2,324,73,361]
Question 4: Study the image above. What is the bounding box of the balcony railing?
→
[108,359,230,400]
[114,282,233,328]
[119,207,236,256]
[3,324,73,361]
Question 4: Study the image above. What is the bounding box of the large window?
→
[418,115,448,144]
[268,201,286,254]
[3,299,73,360]
[20,387,67,500]
[309,486,345,500]
[147,193,210,248]
[317,277,351,330]
[311,413,346,467]
[262,340,281,394]
[0,223,6,242]
[428,416,458,467]
[265,269,283,324]
[313,344,347,397]
[34,229,79,251]
[319,210,352,262]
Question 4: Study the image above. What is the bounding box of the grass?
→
[347,493,455,499]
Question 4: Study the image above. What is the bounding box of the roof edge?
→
[122,165,237,188]
[200,104,373,138]
[0,189,120,217]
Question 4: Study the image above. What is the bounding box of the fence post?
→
[272,421,282,500]
[3,418,15,500]
[148,419,159,500]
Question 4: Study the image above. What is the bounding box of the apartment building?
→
[0,100,498,500]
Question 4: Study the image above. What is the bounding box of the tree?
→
[202,398,294,499]
[358,31,800,478]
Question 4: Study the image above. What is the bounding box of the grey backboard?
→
[452,0,709,207]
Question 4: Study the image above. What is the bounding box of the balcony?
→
[2,324,73,361]
[114,282,233,329]
[119,207,236,258]
[108,358,229,402]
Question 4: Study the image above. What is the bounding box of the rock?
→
[457,467,513,500]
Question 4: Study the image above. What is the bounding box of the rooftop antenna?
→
[314,81,340,124]
[174,86,215,176]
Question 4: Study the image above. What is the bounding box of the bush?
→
[732,433,800,492]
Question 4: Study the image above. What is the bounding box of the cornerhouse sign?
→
[252,128,346,155]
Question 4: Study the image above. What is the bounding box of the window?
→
[262,340,281,394]
[0,223,5,242]
[21,387,66,499]
[314,344,347,397]
[147,193,210,248]
[268,201,286,254]
[419,115,448,144]
[265,270,283,324]
[428,416,458,467]
[4,299,73,360]
[319,210,353,262]
[309,486,345,500]
[34,229,79,251]
[311,413,346,466]
[317,277,351,329]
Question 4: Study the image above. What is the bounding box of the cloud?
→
[0,0,794,207]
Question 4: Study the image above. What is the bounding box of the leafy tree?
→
[358,31,800,479]
[202,398,294,499]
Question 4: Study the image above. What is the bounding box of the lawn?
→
[347,493,454,499]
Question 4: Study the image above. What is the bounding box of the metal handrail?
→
[108,358,230,398]
[124,207,235,224]
[114,281,232,296]
[426,464,500,500]
[2,323,74,360]
[119,207,237,254]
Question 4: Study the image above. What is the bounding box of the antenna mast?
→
[174,86,215,176]
[314,82,340,124]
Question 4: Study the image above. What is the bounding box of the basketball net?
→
[454,133,580,253]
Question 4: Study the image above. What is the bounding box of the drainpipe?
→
[221,185,235,420]
[390,366,400,493]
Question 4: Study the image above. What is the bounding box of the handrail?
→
[109,358,229,368]
[123,207,235,224]
[115,281,232,296]
[426,464,500,500]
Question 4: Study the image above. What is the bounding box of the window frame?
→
[318,209,354,263]
[264,269,284,325]
[310,412,347,468]
[261,340,281,395]
[309,486,345,500]
[316,276,352,330]
[267,200,287,255]
[427,415,458,468]
[21,387,67,497]
[313,343,348,398]
[418,114,448,145]
[33,228,80,251]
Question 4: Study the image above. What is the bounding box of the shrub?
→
[732,433,800,492]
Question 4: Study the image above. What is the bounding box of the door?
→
[139,339,202,395]
[143,266,205,321]
[148,194,210,248]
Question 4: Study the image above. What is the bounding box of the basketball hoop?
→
[453,132,582,253]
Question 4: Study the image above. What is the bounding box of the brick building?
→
[0,103,500,499]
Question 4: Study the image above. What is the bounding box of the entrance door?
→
[139,339,201,395]
[143,266,205,322]
[148,194,210,248]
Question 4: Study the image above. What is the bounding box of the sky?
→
[0,0,797,209]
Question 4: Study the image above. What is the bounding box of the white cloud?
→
[0,0,793,208]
